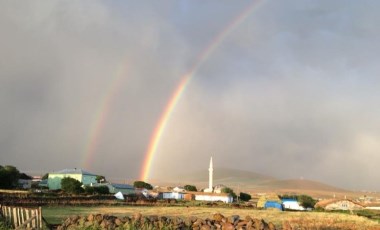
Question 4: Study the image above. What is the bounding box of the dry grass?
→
[43,206,380,229]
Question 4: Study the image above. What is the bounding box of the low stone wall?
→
[57,213,276,230]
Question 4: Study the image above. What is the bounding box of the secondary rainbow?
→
[141,0,265,181]
[82,64,129,170]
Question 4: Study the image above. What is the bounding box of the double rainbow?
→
[140,0,264,181]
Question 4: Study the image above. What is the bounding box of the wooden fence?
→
[1,205,43,229]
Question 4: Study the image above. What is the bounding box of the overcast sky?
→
[1,1,380,191]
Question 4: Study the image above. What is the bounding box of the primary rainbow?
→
[140,0,264,181]
[82,64,129,170]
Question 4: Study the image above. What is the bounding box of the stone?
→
[133,212,142,221]
[115,218,123,226]
[268,222,276,230]
[213,213,225,222]
[201,224,211,230]
[222,222,235,230]
[87,214,94,222]
[95,214,103,223]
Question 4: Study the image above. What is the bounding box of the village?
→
[1,158,380,229]
[7,157,380,213]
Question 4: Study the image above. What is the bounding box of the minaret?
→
[208,157,213,192]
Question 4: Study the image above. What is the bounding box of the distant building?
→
[264,201,283,211]
[18,179,32,189]
[315,199,364,211]
[213,184,227,194]
[365,203,380,210]
[189,192,233,203]
[257,193,282,208]
[173,187,186,192]
[48,168,97,190]
[281,198,305,211]
[107,183,135,195]
[158,191,185,200]
[90,183,135,195]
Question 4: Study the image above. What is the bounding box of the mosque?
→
[204,157,227,194]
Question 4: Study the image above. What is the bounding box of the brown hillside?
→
[255,179,347,192]
[176,167,275,184]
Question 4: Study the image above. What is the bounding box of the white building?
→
[192,192,233,203]
[282,199,305,211]
[159,192,185,200]
[173,186,186,192]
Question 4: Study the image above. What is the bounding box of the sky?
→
[1,0,380,191]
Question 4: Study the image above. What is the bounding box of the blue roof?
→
[111,183,134,189]
[265,201,284,211]
[53,168,97,176]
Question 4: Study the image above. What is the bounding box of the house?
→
[158,191,185,200]
[173,187,185,192]
[264,201,283,211]
[213,184,227,194]
[90,183,135,195]
[47,168,97,190]
[365,203,380,210]
[315,199,364,211]
[281,198,305,211]
[188,192,233,203]
[38,179,48,188]
[18,179,32,189]
[257,193,282,208]
[107,183,135,195]
[18,173,33,189]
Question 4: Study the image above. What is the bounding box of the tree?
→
[239,192,252,202]
[84,185,109,194]
[184,185,197,192]
[61,177,83,194]
[221,187,237,199]
[96,175,106,183]
[297,195,316,209]
[133,181,153,190]
[19,173,32,180]
[0,165,20,189]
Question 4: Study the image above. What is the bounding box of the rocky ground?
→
[57,213,277,230]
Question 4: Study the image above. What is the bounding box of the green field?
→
[42,206,380,229]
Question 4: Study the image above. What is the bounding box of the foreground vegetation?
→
[43,206,380,229]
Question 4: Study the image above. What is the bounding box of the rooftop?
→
[51,168,97,176]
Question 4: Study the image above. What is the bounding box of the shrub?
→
[133,181,153,190]
[184,185,197,191]
[61,177,84,194]
[239,192,252,202]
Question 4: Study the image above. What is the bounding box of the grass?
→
[42,206,380,229]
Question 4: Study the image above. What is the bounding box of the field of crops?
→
[43,206,380,229]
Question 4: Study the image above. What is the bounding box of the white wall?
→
[195,194,232,203]
[283,201,305,210]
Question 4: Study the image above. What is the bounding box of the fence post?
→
[39,206,42,228]
[25,209,30,228]
[12,207,17,228]
[31,209,36,228]
[20,208,25,227]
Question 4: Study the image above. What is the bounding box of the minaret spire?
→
[208,157,213,192]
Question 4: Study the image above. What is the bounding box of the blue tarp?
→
[264,201,284,211]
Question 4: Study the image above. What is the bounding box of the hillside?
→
[176,167,275,184]
[159,168,350,197]
[254,179,348,192]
